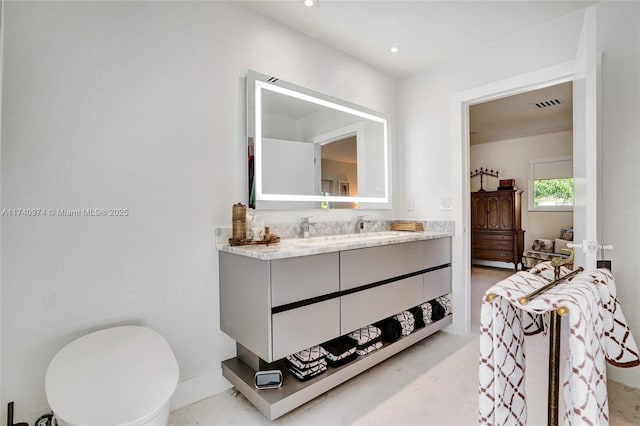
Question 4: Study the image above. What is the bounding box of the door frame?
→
[449,61,575,335]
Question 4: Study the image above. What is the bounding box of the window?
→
[529,156,573,211]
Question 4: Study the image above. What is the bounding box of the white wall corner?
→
[170,368,232,412]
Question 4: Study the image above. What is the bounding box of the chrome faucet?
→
[300,216,316,238]
[355,215,370,233]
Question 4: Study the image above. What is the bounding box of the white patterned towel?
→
[478,267,638,426]
[348,325,381,346]
[529,263,640,367]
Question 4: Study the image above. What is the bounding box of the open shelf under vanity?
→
[222,315,452,420]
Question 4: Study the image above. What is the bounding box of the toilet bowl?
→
[45,326,179,426]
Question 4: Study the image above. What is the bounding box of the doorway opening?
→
[449,61,575,335]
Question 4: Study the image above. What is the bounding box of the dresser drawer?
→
[471,233,513,250]
[472,248,513,262]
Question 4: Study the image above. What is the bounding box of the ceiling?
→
[243,1,585,144]
[470,81,573,144]
[241,1,594,77]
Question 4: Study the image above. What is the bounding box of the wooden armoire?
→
[471,190,524,271]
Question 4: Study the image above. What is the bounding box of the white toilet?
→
[45,326,179,426]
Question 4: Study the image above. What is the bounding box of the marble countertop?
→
[219,230,453,260]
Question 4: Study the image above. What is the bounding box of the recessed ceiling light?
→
[390,46,401,54]
[302,0,317,7]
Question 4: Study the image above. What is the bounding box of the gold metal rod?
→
[548,310,562,426]
[519,267,584,305]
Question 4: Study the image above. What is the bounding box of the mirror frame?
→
[247,70,391,209]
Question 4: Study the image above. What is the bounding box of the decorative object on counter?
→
[250,211,265,241]
[231,203,247,242]
[229,204,280,246]
[498,178,517,190]
[470,166,499,192]
[390,221,424,232]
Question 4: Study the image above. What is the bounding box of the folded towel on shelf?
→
[394,311,415,335]
[286,355,326,371]
[348,325,382,346]
[291,345,327,365]
[321,335,358,359]
[326,351,358,368]
[428,300,446,322]
[288,361,327,382]
[356,341,383,356]
[374,317,403,343]
[408,305,425,329]
[436,295,452,316]
[421,302,433,324]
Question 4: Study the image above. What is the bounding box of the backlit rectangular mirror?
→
[247,70,391,209]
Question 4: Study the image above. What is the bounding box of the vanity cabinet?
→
[220,252,340,362]
[219,236,452,420]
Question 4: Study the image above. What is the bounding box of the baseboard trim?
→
[170,368,233,411]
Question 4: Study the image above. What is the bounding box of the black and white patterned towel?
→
[408,305,426,329]
[428,300,446,321]
[287,355,326,371]
[394,311,415,336]
[436,294,452,316]
[292,345,327,365]
[421,302,433,324]
[348,325,381,346]
[288,363,327,382]
[356,341,383,356]
[325,347,356,362]
[321,335,358,359]
[326,351,358,368]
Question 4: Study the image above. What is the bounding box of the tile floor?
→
[169,266,640,425]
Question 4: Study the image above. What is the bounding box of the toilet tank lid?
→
[46,326,179,426]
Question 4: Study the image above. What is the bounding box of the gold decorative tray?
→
[229,235,281,247]
[390,222,424,232]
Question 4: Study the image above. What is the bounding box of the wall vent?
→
[532,98,563,109]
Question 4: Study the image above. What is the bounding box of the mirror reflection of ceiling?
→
[241,2,596,77]
[469,81,573,145]
[322,136,357,164]
[262,89,322,120]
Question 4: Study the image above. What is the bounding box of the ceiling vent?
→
[532,98,563,109]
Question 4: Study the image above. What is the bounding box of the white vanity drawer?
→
[340,275,423,334]
[423,237,451,269]
[424,266,451,301]
[271,253,339,307]
[272,299,340,360]
[340,241,424,291]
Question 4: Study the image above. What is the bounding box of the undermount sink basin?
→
[283,231,412,248]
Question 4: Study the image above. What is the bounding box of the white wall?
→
[470,131,573,248]
[0,1,397,421]
[399,3,640,389]
[596,0,640,388]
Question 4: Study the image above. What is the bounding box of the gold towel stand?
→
[485,249,583,426]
